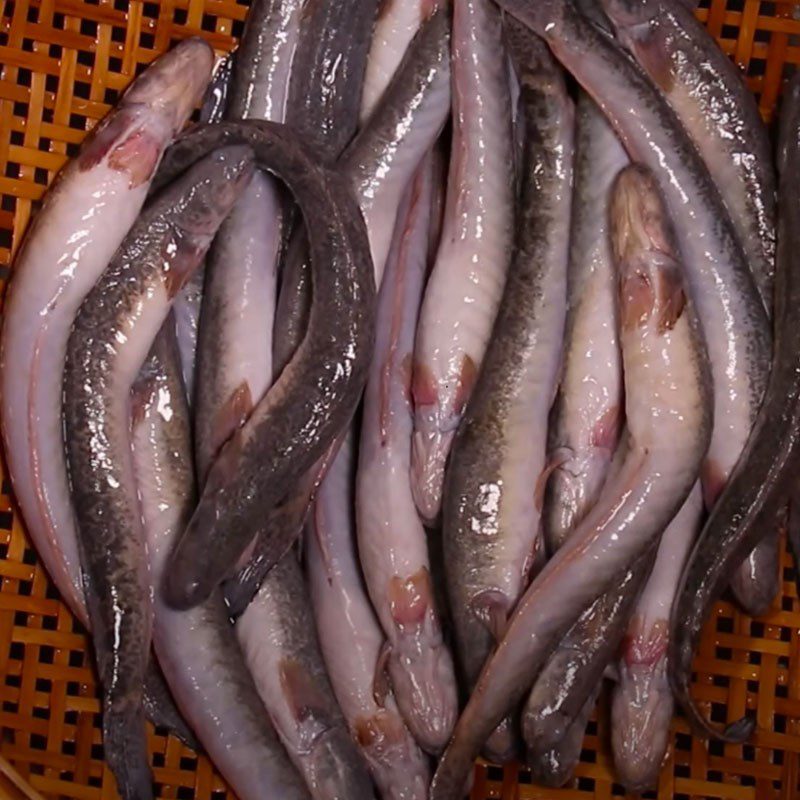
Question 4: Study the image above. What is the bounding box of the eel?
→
[356,157,458,753]
[306,435,431,799]
[601,0,779,632]
[63,146,253,800]
[237,556,376,799]
[411,0,514,524]
[669,68,800,742]
[133,323,310,800]
[430,163,712,798]
[441,20,572,763]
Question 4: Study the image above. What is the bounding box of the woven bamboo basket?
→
[0,0,799,798]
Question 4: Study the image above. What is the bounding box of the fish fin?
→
[279,658,329,724]
[471,589,512,643]
[701,458,727,510]
[453,354,478,415]
[590,405,622,451]
[411,361,438,408]
[535,448,572,512]
[108,129,162,188]
[620,271,655,331]
[209,382,254,461]
[373,642,393,708]
[656,264,686,333]
[389,567,432,629]
[103,701,153,800]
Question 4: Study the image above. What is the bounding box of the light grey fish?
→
[63,146,253,800]
[132,323,310,800]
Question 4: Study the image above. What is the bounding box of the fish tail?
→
[103,701,153,800]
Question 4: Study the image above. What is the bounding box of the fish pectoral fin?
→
[372,641,393,708]
[471,590,513,643]
[535,448,573,512]
[208,381,254,469]
[279,658,331,727]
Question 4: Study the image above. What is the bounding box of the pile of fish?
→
[3,0,800,797]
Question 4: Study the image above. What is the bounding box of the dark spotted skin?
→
[63,147,253,800]
[669,70,800,744]
[156,121,375,611]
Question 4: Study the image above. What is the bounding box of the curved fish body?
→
[523,552,651,786]
[442,23,572,761]
[411,0,514,524]
[194,0,304,481]
[357,158,458,754]
[63,147,253,800]
[133,326,310,800]
[430,164,712,799]
[237,556,375,800]
[0,38,213,629]
[307,438,430,800]
[360,0,439,119]
[670,71,800,742]
[601,0,779,622]
[601,0,776,311]
[285,0,378,159]
[275,4,452,375]
[612,482,702,793]
[158,121,375,611]
[543,93,626,552]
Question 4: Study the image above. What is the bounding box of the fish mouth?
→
[124,37,214,130]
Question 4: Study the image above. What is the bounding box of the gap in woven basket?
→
[24,3,37,23]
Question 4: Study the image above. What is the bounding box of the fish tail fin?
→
[103,701,153,800]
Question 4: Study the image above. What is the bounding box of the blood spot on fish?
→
[77,112,134,172]
[701,458,727,510]
[208,382,254,471]
[354,711,404,749]
[108,130,161,188]
[620,272,655,331]
[279,659,329,724]
[453,354,478,414]
[656,266,686,334]
[634,26,676,94]
[471,589,511,643]
[591,405,622,451]
[389,567,432,628]
[621,617,668,667]
[411,361,438,408]
[373,642,393,708]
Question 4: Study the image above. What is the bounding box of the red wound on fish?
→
[656,266,686,334]
[108,130,161,188]
[621,617,668,667]
[354,711,404,749]
[77,112,135,172]
[279,658,329,723]
[591,404,622,451]
[701,458,727,510]
[389,567,432,628]
[633,26,675,94]
[373,642,393,707]
[471,589,511,643]
[620,272,655,331]
[411,361,438,407]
